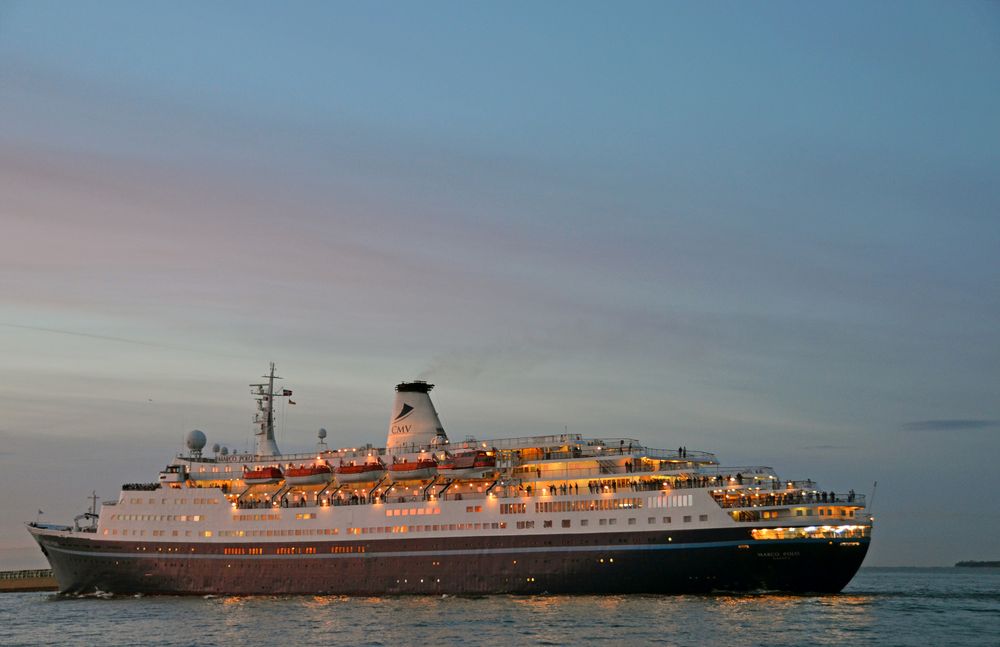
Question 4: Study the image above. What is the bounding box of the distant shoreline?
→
[955,561,1000,568]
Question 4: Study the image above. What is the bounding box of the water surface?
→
[1,568,996,646]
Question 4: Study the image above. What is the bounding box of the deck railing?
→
[713,491,866,508]
[180,437,718,466]
[224,476,867,512]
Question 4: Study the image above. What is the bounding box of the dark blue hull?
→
[32,527,869,595]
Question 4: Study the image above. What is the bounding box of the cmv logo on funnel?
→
[391,403,415,435]
[394,404,414,422]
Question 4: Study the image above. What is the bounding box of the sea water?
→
[1,568,997,647]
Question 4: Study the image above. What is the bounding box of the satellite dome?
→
[186,429,207,451]
[211,443,221,454]
[318,428,327,439]
[220,446,229,455]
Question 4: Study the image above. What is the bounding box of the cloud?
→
[901,419,998,432]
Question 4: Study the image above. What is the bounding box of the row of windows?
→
[104,529,194,537]
[112,514,204,522]
[222,546,365,555]
[194,464,328,474]
[751,525,870,540]
[233,514,280,522]
[107,513,713,538]
[332,545,364,553]
[534,498,643,513]
[735,507,855,522]
[340,517,700,531]
[275,546,317,555]
[790,508,855,517]
[218,528,340,537]
[385,507,443,517]
[527,516,708,528]
[500,503,527,514]
[347,522,510,535]
[645,515,708,524]
[195,465,319,475]
[817,507,855,518]
[647,494,693,509]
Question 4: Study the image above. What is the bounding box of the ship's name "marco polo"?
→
[758,551,801,560]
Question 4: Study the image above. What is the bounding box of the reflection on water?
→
[1,569,995,647]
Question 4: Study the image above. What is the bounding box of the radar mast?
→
[250,362,287,456]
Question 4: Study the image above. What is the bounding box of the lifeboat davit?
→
[242,466,283,485]
[284,464,334,486]
[335,460,386,483]
[438,451,497,479]
[389,458,438,481]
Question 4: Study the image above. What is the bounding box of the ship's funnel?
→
[386,381,448,452]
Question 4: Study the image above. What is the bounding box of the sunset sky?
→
[1,1,998,567]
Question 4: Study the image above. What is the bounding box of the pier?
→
[0,569,57,593]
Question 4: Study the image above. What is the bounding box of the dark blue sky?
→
[1,1,998,567]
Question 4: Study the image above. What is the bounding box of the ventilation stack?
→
[386,381,448,453]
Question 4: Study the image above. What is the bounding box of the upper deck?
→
[175,433,717,473]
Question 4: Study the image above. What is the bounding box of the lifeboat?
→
[438,451,497,479]
[389,458,438,481]
[335,460,386,483]
[284,463,334,486]
[242,466,283,485]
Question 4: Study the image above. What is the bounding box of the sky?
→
[1,1,998,568]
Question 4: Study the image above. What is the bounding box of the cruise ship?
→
[28,364,872,595]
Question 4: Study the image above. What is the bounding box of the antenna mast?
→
[250,362,284,456]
